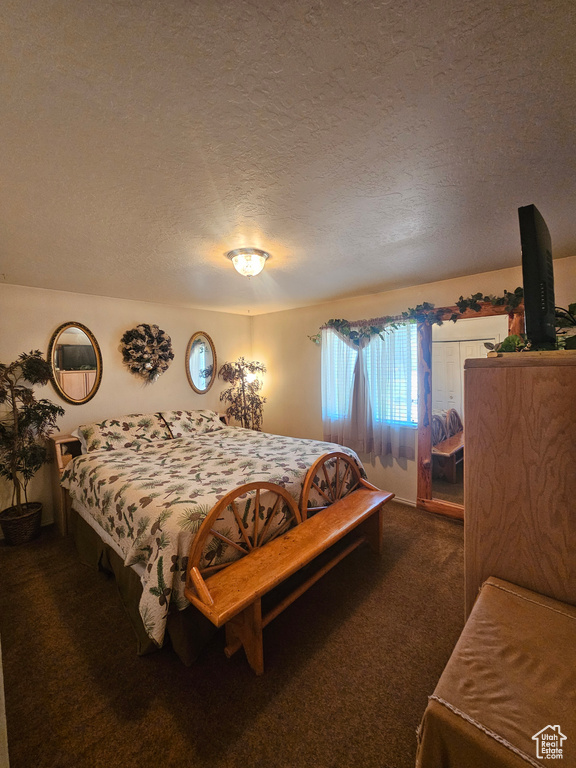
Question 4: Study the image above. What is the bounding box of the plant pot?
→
[0,502,43,546]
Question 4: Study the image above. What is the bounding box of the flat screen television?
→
[518,204,556,347]
[58,344,97,370]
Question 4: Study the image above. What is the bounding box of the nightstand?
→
[49,434,82,535]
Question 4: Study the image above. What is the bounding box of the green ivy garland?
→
[310,288,525,345]
[454,287,524,315]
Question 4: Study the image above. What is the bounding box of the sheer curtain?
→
[363,324,417,459]
[321,327,358,445]
[321,323,417,460]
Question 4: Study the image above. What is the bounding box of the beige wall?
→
[2,255,575,522]
[0,283,252,523]
[253,255,576,504]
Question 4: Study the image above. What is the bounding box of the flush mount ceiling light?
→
[226,248,269,277]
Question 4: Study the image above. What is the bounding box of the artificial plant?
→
[310,289,527,345]
[0,351,64,515]
[310,288,576,351]
[484,301,576,353]
[218,357,267,431]
[556,302,576,349]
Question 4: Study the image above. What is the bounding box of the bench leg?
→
[361,507,385,555]
[224,599,264,675]
[445,455,456,483]
[433,455,447,481]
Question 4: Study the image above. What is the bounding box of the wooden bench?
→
[432,431,464,483]
[185,452,394,674]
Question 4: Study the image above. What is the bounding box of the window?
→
[321,322,417,459]
[190,341,207,388]
[364,323,418,426]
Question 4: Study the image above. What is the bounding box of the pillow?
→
[160,409,224,439]
[77,413,173,453]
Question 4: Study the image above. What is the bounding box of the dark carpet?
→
[0,501,464,768]
[432,464,464,505]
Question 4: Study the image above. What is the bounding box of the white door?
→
[432,342,462,415]
[458,340,492,418]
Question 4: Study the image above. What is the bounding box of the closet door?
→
[432,343,461,414]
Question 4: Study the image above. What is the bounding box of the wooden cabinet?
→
[49,434,82,535]
[56,370,97,401]
[464,351,576,617]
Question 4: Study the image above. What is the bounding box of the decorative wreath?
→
[120,324,174,383]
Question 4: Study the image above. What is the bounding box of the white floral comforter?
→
[61,427,363,646]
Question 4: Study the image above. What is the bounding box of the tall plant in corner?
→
[0,351,64,544]
[218,357,266,431]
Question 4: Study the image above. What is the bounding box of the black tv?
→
[58,344,97,370]
[518,204,556,347]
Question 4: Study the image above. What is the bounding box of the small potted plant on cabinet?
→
[0,351,65,545]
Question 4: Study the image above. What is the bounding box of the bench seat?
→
[432,431,463,458]
[185,485,394,674]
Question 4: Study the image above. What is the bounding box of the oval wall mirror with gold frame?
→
[186,332,217,394]
[48,322,103,405]
[416,302,524,520]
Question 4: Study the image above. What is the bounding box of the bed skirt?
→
[70,509,218,665]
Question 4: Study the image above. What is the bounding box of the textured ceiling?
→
[1,0,575,314]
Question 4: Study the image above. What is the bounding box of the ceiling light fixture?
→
[226,248,269,277]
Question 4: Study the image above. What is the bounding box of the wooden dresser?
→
[463,351,576,617]
[56,370,97,401]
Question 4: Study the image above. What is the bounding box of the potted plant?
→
[0,351,65,545]
[218,357,266,430]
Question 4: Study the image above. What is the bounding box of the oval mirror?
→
[186,332,216,394]
[48,322,103,405]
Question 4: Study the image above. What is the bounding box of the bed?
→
[58,409,382,665]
